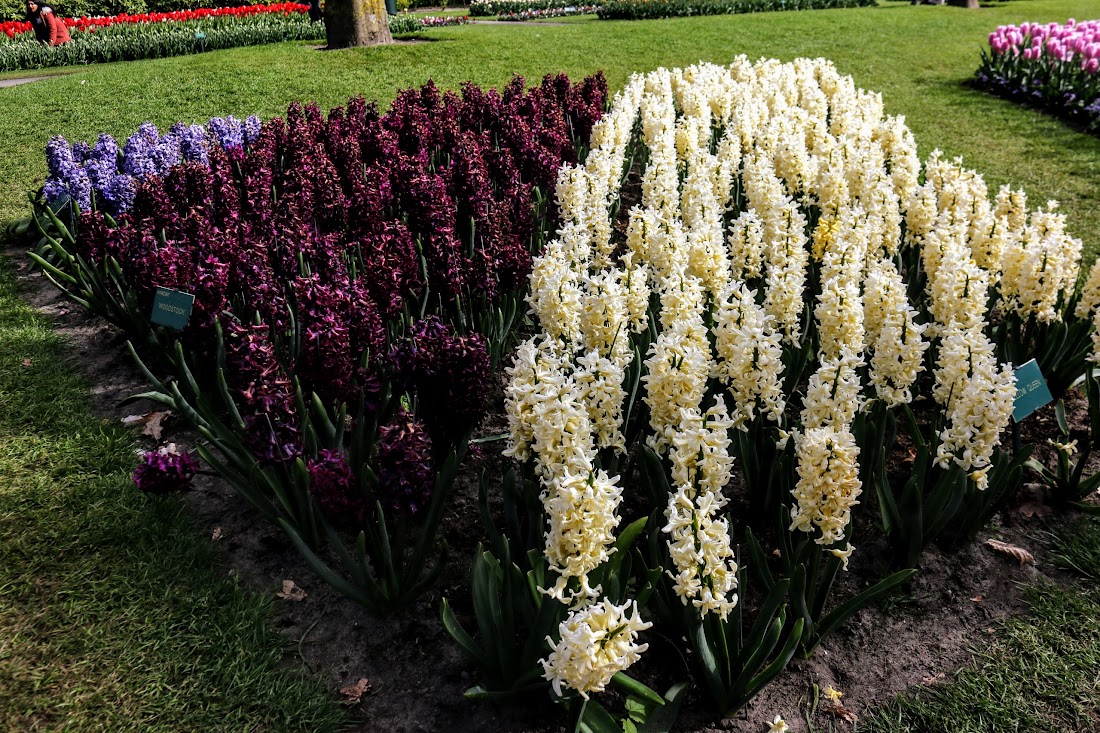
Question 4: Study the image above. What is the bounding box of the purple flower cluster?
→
[43,114,262,216]
[59,75,605,525]
[393,316,490,443]
[308,449,365,527]
[375,411,435,516]
[132,448,200,494]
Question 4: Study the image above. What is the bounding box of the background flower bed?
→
[597,0,873,21]
[469,0,597,17]
[975,18,1100,135]
[0,7,468,71]
[0,0,292,23]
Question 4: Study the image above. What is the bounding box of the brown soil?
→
[7,245,1087,733]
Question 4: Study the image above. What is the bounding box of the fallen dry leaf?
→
[772,549,782,558]
[339,678,371,704]
[21,358,32,368]
[825,702,858,724]
[1013,502,1052,519]
[276,579,308,602]
[921,672,945,685]
[970,595,984,603]
[121,410,173,440]
[985,539,1036,565]
[211,527,223,541]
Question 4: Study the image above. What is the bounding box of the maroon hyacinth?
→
[132,449,200,495]
[375,411,435,517]
[308,449,365,528]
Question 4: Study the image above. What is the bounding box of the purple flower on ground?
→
[132,448,200,494]
[375,411,434,517]
[308,449,365,527]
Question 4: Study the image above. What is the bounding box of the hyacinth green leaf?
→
[441,597,489,667]
[635,682,689,733]
[689,612,723,704]
[278,518,380,612]
[1071,502,1100,517]
[743,527,774,593]
[577,699,620,733]
[741,618,804,705]
[41,201,75,245]
[25,250,77,285]
[811,568,916,653]
[730,610,783,697]
[611,672,665,708]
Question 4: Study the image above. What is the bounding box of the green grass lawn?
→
[0,263,347,731]
[2,1,1100,729]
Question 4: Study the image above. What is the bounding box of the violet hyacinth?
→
[132,448,200,494]
[375,411,435,516]
[308,449,365,527]
[208,115,245,150]
[44,135,92,211]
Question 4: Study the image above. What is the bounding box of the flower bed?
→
[0,2,308,36]
[469,0,594,16]
[975,19,1100,134]
[25,59,1100,730]
[497,5,597,20]
[0,6,466,71]
[441,58,1098,724]
[597,0,873,20]
[31,73,608,615]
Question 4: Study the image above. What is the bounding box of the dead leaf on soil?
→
[970,595,984,603]
[825,702,858,724]
[21,358,32,368]
[121,410,172,440]
[921,672,945,685]
[276,579,308,601]
[772,549,782,558]
[1012,502,1052,519]
[211,527,223,541]
[985,539,1036,565]
[339,678,371,704]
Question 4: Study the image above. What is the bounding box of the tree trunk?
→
[324,0,392,48]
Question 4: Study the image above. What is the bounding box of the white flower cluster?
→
[511,57,1087,699]
[542,598,652,700]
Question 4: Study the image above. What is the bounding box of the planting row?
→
[975,18,1100,134]
[597,0,873,21]
[0,7,464,70]
[468,0,593,16]
[25,60,1100,730]
[497,5,597,20]
[0,2,309,36]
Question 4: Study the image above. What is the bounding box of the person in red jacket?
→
[25,0,71,46]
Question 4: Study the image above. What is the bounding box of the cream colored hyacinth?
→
[791,425,862,546]
[506,57,1083,691]
[542,598,652,700]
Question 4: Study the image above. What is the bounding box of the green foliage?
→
[469,0,598,16]
[597,0,873,21]
[0,15,327,72]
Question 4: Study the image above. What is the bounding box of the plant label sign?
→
[1012,359,1053,423]
[151,287,195,330]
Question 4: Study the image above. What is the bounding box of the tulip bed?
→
[975,19,1100,134]
[0,5,464,71]
[24,57,1100,731]
[468,0,594,17]
[596,0,873,21]
[497,6,598,20]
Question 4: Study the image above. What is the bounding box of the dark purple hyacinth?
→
[375,411,434,516]
[308,449,365,527]
[392,316,490,444]
[132,449,200,495]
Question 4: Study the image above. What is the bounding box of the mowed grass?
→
[0,0,1099,257]
[0,261,347,730]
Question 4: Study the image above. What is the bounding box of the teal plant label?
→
[1012,359,1053,422]
[151,287,195,330]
